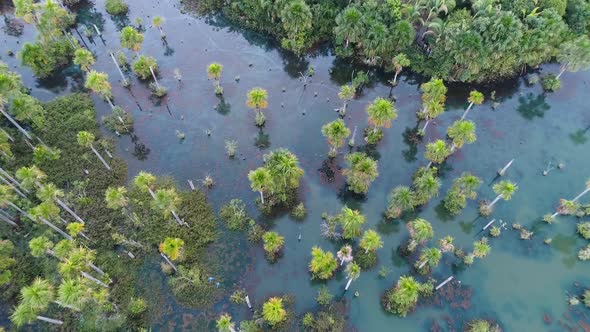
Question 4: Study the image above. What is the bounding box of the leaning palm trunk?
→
[36,316,63,325]
[149,66,160,89]
[0,175,27,198]
[487,195,503,209]
[0,167,25,191]
[421,119,430,133]
[460,102,474,120]
[55,199,86,224]
[551,187,590,218]
[40,217,73,240]
[497,159,514,176]
[0,107,32,139]
[171,210,183,226]
[81,271,109,288]
[426,161,433,169]
[0,213,17,226]
[345,278,353,291]
[0,128,14,142]
[259,191,265,204]
[160,252,177,272]
[110,52,128,85]
[87,262,105,276]
[89,144,111,171]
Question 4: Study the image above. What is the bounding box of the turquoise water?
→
[1,0,590,330]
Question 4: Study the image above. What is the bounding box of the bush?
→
[219,199,249,230]
[19,38,75,78]
[132,55,158,80]
[577,222,590,239]
[105,0,129,15]
[542,74,561,92]
[127,298,147,315]
[464,319,502,332]
[355,250,377,270]
[315,285,333,306]
[290,202,306,220]
[102,106,134,135]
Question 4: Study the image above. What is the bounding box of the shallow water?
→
[1,0,590,330]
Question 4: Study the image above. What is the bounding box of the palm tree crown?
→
[246,88,268,110]
[366,97,397,129]
[360,229,383,253]
[262,297,286,326]
[159,237,184,260]
[105,186,128,210]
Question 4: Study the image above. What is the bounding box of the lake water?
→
[1,0,590,330]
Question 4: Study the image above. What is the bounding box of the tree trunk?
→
[105,96,115,110]
[36,316,63,325]
[160,252,177,272]
[0,174,27,198]
[421,120,430,133]
[435,276,453,290]
[89,144,111,171]
[171,210,183,226]
[40,217,73,240]
[498,159,514,176]
[87,262,105,276]
[81,271,109,288]
[345,278,353,291]
[556,66,566,80]
[426,161,433,169]
[55,199,86,224]
[148,188,156,199]
[0,213,17,227]
[393,71,399,86]
[7,201,35,222]
[259,191,264,204]
[0,128,14,142]
[487,195,502,209]
[572,188,590,203]
[460,103,474,120]
[0,168,22,189]
[0,107,32,139]
[110,52,128,85]
[149,66,160,88]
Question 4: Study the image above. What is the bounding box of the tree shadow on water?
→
[215,96,231,115]
[516,93,550,120]
[402,126,419,163]
[253,129,270,150]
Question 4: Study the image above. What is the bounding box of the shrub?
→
[290,202,306,220]
[105,0,129,15]
[19,38,75,78]
[102,106,134,134]
[219,199,249,230]
[127,297,147,315]
[315,285,333,306]
[577,222,590,239]
[355,250,377,270]
[542,74,561,92]
[132,56,158,80]
[464,319,501,332]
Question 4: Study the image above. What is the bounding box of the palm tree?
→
[391,53,410,86]
[15,165,46,190]
[262,231,284,258]
[438,236,455,253]
[264,148,305,191]
[152,16,165,39]
[338,85,355,116]
[343,152,379,194]
[77,131,111,171]
[216,313,236,332]
[337,245,353,266]
[30,202,73,240]
[413,168,441,205]
[556,35,590,79]
[425,140,450,167]
[159,237,184,261]
[386,186,416,219]
[246,87,268,120]
[447,120,476,152]
[85,70,113,108]
[309,246,338,280]
[386,275,421,317]
[248,168,272,204]
[105,186,128,210]
[120,26,144,56]
[280,0,312,36]
[20,278,54,311]
[57,278,89,310]
[73,48,95,72]
[344,262,361,291]
[415,247,441,272]
[207,63,223,95]
[133,171,157,198]
[407,218,434,252]
[11,304,63,327]
[484,180,518,211]
[37,183,86,225]
[29,236,54,257]
[338,206,366,239]
[461,90,484,120]
[419,78,447,133]
[0,185,37,225]
[360,229,383,253]
[334,7,363,48]
[366,97,397,134]
[551,179,590,219]
[10,93,45,128]
[262,297,286,326]
[321,119,351,158]
[151,188,183,225]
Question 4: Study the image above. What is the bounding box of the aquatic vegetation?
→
[343,152,378,194]
[359,229,383,253]
[315,285,333,306]
[216,313,235,332]
[541,74,561,92]
[224,139,237,158]
[406,218,434,253]
[290,202,306,220]
[262,231,284,262]
[219,199,249,230]
[309,246,338,280]
[577,222,590,239]
[132,56,158,80]
[207,63,223,95]
[443,173,482,215]
[105,0,129,15]
[578,244,590,261]
[464,319,501,332]
[337,206,366,239]
[128,298,147,315]
[412,167,441,205]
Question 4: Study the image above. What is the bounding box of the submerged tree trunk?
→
[89,144,111,171]
[460,102,474,120]
[0,107,32,140]
[345,278,353,291]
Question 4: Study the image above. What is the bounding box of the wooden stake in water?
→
[435,276,454,291]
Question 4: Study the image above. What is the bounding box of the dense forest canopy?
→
[192,0,590,82]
